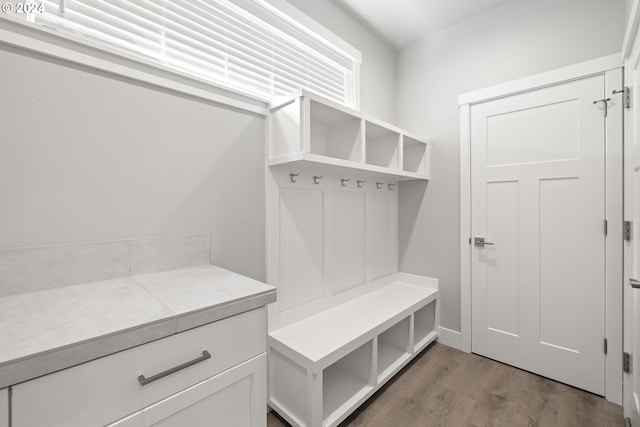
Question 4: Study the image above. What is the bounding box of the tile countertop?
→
[0,265,276,389]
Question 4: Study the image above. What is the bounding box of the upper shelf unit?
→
[268,90,431,181]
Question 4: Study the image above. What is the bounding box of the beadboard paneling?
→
[327,190,366,294]
[368,192,394,281]
[279,188,324,311]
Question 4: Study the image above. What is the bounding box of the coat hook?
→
[357,180,366,188]
[376,182,384,189]
[289,172,300,183]
[593,97,611,117]
[313,175,323,184]
[340,178,351,187]
[388,183,395,190]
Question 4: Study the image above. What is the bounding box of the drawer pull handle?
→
[138,350,211,386]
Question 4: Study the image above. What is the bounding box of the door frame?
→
[459,53,624,404]
[623,0,640,420]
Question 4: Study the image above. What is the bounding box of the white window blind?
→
[30,0,359,106]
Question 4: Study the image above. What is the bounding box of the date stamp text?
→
[2,2,46,14]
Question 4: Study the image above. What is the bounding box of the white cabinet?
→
[268,90,431,181]
[12,308,267,427]
[108,355,266,427]
[0,388,7,427]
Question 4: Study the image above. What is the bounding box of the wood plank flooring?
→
[267,343,625,427]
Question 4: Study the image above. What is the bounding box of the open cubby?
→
[365,121,400,169]
[414,301,437,352]
[322,340,373,425]
[268,91,431,181]
[403,136,428,175]
[310,100,363,162]
[377,316,410,383]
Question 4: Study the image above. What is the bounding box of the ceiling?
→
[334,0,515,48]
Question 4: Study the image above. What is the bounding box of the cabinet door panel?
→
[109,354,266,427]
[0,389,7,427]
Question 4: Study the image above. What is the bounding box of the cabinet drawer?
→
[12,307,266,427]
[107,354,266,427]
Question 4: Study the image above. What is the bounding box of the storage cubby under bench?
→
[268,274,438,427]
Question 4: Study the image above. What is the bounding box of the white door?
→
[624,29,640,424]
[470,75,606,394]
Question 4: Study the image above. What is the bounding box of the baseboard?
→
[436,326,462,350]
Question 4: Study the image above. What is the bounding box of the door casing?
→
[459,53,624,404]
[622,1,640,420]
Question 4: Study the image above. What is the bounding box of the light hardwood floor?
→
[267,343,625,427]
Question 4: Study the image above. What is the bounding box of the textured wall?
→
[396,0,625,331]
[0,46,266,281]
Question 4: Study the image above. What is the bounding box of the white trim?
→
[459,104,472,354]
[436,326,462,350]
[605,67,624,405]
[261,0,362,63]
[622,4,640,417]
[353,60,362,111]
[0,15,269,115]
[458,53,623,106]
[623,0,640,58]
[459,54,624,403]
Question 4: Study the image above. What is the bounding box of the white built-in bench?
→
[267,273,438,427]
[265,90,438,427]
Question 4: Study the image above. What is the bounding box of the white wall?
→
[396,0,625,332]
[0,46,266,281]
[284,0,397,123]
[0,0,396,294]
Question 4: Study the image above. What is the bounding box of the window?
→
[23,0,360,107]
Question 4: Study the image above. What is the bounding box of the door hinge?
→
[625,221,632,241]
[604,338,608,354]
[624,352,632,373]
[604,220,608,236]
[613,87,631,109]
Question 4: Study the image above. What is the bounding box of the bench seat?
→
[267,272,439,427]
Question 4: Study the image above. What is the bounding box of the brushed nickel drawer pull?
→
[138,350,211,386]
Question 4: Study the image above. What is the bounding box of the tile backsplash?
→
[0,234,209,298]
[130,234,209,275]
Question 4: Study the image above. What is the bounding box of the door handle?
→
[631,278,640,289]
[138,350,211,386]
[474,237,495,247]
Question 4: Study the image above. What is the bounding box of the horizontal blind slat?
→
[30,0,354,106]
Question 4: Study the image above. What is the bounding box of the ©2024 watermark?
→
[1,2,46,14]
